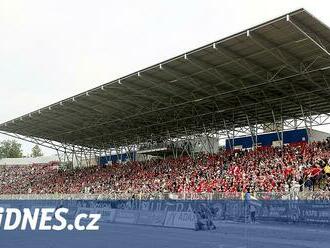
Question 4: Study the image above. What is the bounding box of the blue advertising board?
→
[226,129,308,149]
[0,199,329,248]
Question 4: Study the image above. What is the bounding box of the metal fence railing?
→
[0,190,329,200]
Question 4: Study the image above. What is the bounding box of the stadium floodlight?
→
[286,14,290,21]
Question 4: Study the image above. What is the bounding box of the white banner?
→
[164,211,197,229]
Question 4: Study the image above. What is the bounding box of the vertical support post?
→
[294,118,298,129]
[309,109,313,140]
[56,149,62,165]
[272,109,281,143]
[63,147,71,169]
[246,114,255,149]
[300,105,311,143]
[232,113,235,150]
[183,128,192,158]
[114,147,118,163]
[167,131,175,159]
[98,149,102,166]
[255,108,258,150]
[72,145,75,168]
[89,148,92,166]
[80,147,83,167]
[120,147,123,162]
[224,120,232,150]
[281,104,284,149]
[255,122,258,149]
[207,131,215,154]
[126,145,131,162]
[281,115,284,148]
[175,139,178,159]
[83,148,89,167]
[232,124,235,150]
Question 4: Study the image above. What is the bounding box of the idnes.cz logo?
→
[0,207,101,231]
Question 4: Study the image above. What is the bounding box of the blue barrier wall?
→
[99,153,136,165]
[0,199,329,248]
[225,129,308,149]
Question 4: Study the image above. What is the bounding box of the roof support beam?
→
[287,14,330,56]
[184,54,271,105]
[212,43,269,81]
[67,87,330,144]
[160,64,216,97]
[137,72,192,104]
[111,79,165,107]
[247,31,301,73]
[249,30,330,104]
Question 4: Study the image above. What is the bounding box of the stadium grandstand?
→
[0,8,330,200]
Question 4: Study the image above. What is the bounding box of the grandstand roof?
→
[1,8,330,149]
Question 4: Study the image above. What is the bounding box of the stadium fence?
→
[0,191,329,200]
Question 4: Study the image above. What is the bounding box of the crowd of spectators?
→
[0,141,330,196]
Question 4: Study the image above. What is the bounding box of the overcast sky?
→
[0,0,330,156]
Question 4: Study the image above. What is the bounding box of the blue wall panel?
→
[99,153,136,165]
[225,129,308,149]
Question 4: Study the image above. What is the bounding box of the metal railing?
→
[0,190,329,200]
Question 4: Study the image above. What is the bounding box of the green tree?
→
[31,145,43,157]
[0,140,23,158]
